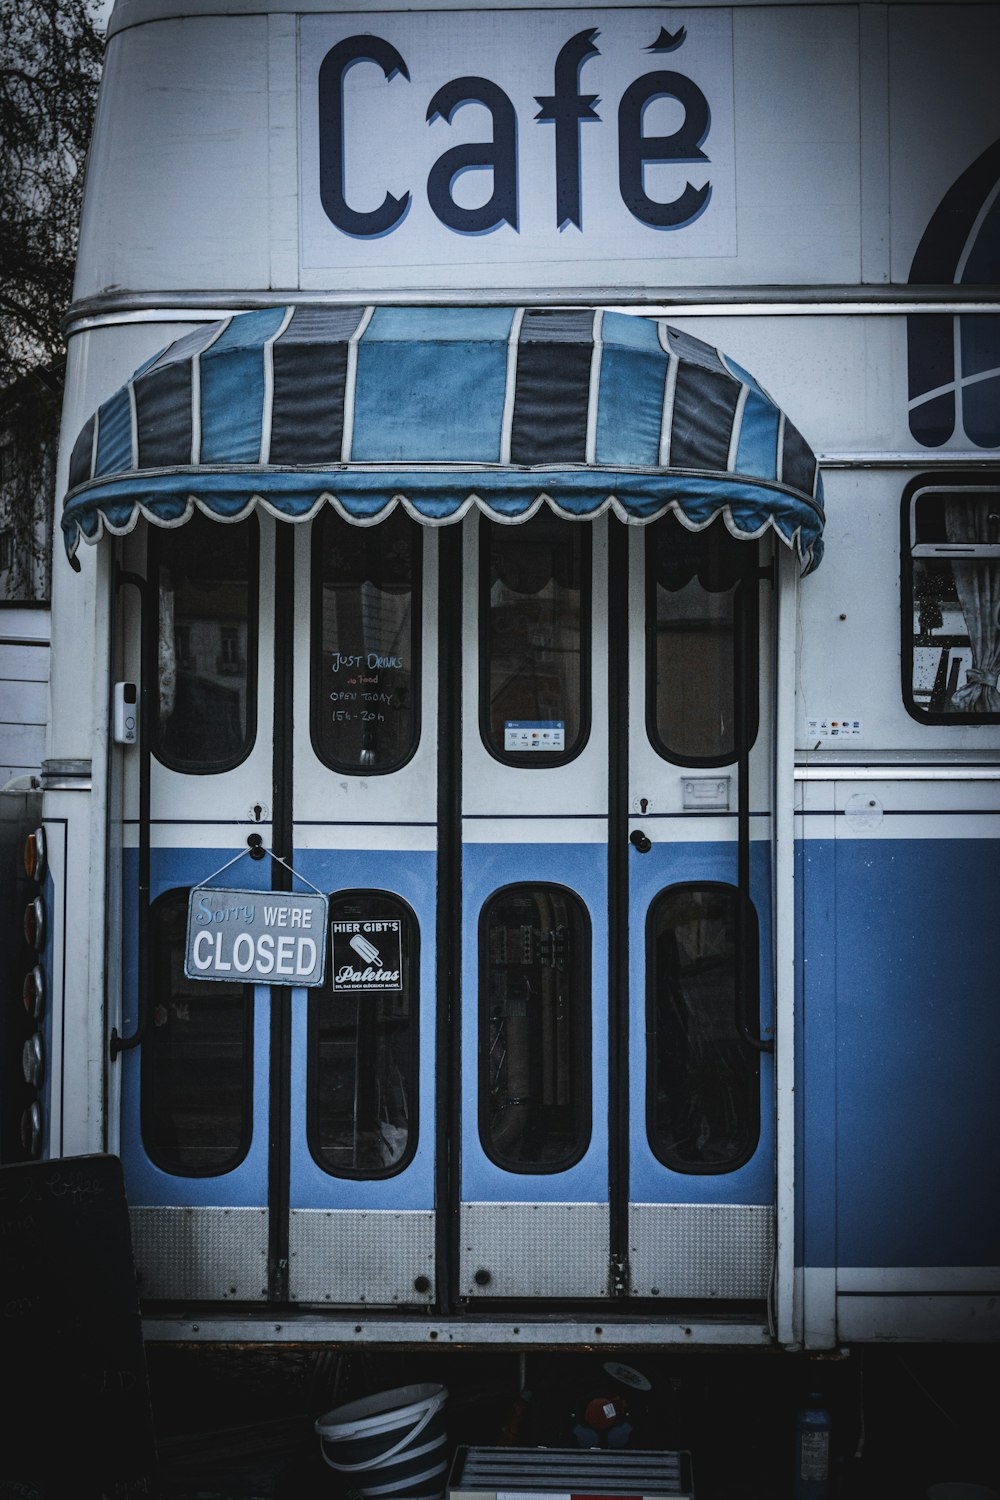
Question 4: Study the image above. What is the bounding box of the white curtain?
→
[945,496,1000,713]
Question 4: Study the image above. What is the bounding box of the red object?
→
[582,1395,626,1431]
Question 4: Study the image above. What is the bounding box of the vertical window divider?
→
[735,570,773,1055]
[268,522,295,1302]
[437,522,463,1313]
[608,516,630,1294]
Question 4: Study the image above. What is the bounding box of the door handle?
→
[629,829,652,853]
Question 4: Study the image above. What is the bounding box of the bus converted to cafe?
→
[18,0,1000,1354]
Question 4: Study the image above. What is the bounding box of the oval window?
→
[480,884,591,1172]
[481,512,590,764]
[308,891,418,1179]
[646,515,758,766]
[141,890,253,1177]
[311,508,421,773]
[647,883,760,1174]
[150,513,258,773]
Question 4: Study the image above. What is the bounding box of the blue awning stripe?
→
[61,305,826,572]
[734,388,782,480]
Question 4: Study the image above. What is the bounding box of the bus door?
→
[117,510,276,1304]
[287,509,438,1308]
[118,507,439,1309]
[459,510,775,1305]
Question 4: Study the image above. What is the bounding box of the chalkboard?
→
[0,1154,158,1498]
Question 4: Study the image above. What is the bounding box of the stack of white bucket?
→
[315,1383,449,1499]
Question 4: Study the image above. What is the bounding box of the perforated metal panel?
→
[130,1206,268,1301]
[629,1202,774,1299]
[460,1202,608,1298]
[288,1208,435,1305]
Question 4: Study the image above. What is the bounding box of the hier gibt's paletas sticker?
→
[331,917,404,992]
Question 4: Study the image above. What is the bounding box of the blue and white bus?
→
[20,0,1000,1354]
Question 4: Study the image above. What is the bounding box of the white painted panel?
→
[796,466,1000,757]
[0,681,48,723]
[837,1293,1000,1343]
[74,17,273,298]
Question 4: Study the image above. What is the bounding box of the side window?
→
[308,891,418,1178]
[646,515,759,766]
[311,508,421,773]
[647,884,760,1175]
[481,512,590,764]
[150,513,258,772]
[480,884,591,1173]
[142,890,254,1177]
[903,479,1000,722]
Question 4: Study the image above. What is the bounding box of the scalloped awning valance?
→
[61,305,824,570]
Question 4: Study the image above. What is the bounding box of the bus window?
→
[646,515,758,765]
[647,884,760,1175]
[903,482,1000,722]
[308,892,418,1178]
[481,512,590,764]
[311,508,421,773]
[142,891,253,1177]
[150,513,257,772]
[480,885,591,1173]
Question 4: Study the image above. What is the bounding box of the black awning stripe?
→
[68,415,96,492]
[510,308,595,463]
[133,361,194,470]
[268,307,371,468]
[781,415,818,497]
[669,363,743,472]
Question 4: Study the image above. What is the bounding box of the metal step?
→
[447,1445,694,1500]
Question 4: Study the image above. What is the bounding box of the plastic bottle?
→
[794,1391,832,1500]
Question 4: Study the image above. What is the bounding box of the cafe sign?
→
[185,888,329,986]
[299,7,736,279]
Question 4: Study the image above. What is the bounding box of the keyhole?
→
[640,797,648,814]
[253,804,263,821]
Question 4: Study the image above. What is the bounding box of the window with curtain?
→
[904,481,1000,722]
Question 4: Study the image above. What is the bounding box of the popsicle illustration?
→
[350,933,382,965]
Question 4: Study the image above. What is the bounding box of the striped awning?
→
[61,306,825,570]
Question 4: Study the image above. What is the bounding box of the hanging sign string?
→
[191,835,327,898]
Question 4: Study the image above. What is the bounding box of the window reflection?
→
[309,893,417,1178]
[482,512,589,762]
[647,516,757,765]
[481,885,590,1172]
[152,513,256,770]
[312,509,420,772]
[647,885,759,1174]
[907,488,1000,718]
[142,891,252,1177]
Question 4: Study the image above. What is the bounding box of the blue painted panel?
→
[287,846,436,1212]
[832,838,1000,1270]
[460,841,609,1204]
[628,839,776,1207]
[119,847,271,1209]
[795,838,839,1269]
